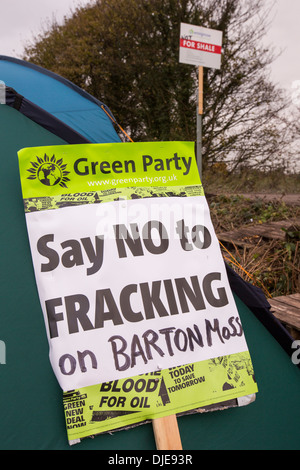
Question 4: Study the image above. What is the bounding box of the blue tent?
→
[0,55,121,144]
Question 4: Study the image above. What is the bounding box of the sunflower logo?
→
[27,154,70,188]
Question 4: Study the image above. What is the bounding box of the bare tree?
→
[23,0,295,171]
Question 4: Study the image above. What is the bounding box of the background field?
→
[203,167,300,298]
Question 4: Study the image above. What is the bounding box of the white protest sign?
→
[179,23,223,69]
[26,195,248,391]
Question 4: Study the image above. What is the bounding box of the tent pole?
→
[196,66,203,180]
[0,81,5,104]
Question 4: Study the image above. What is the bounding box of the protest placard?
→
[18,142,257,444]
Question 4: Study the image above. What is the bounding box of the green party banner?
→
[18,141,201,199]
[18,141,257,445]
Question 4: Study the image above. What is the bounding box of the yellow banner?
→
[64,352,257,442]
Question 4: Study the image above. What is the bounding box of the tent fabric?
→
[0,55,121,144]
[225,264,298,367]
[6,87,90,144]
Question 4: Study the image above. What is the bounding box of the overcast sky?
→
[0,0,299,102]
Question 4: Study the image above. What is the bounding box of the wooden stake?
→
[153,67,203,452]
[152,415,182,450]
[198,66,203,115]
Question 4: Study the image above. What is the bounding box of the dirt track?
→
[228,193,300,205]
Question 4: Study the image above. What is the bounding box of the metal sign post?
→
[196,66,203,180]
